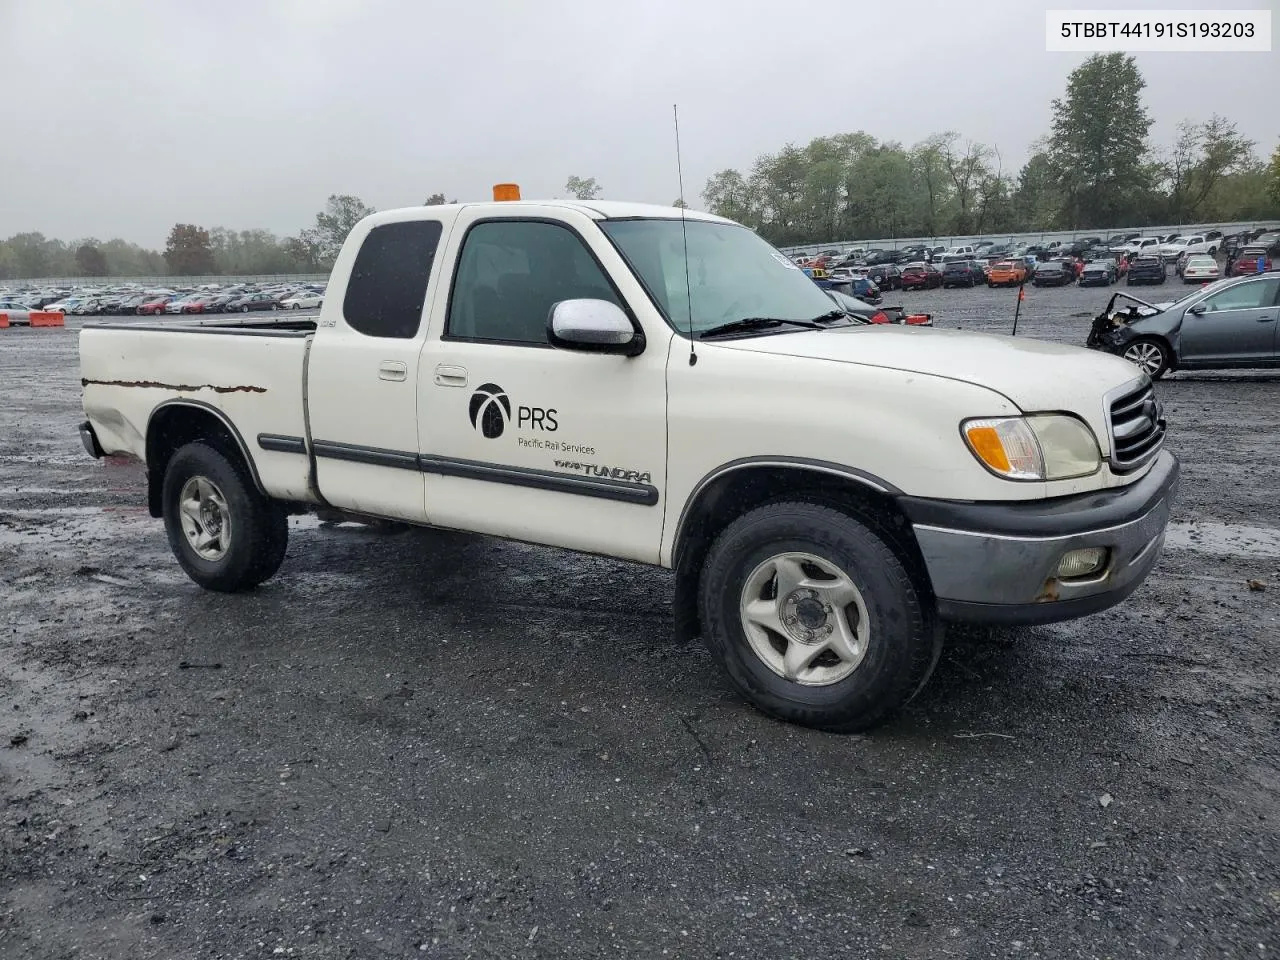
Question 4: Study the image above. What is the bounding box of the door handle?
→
[434,364,468,387]
[1256,315,1276,323]
[378,361,408,382]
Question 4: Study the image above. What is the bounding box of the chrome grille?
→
[1107,380,1165,471]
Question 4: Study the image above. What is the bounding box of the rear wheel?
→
[241,305,250,313]
[162,442,288,592]
[698,501,941,733]
[1122,337,1171,379]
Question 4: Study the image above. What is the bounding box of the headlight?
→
[962,415,1101,481]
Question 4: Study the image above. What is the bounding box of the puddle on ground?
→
[1164,521,1280,559]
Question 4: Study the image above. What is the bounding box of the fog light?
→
[1056,547,1108,579]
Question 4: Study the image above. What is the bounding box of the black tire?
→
[1121,337,1172,380]
[241,305,250,313]
[162,441,288,592]
[698,501,941,733]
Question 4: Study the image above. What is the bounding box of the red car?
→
[136,297,171,315]
[899,262,943,290]
[181,296,216,314]
[1231,246,1274,275]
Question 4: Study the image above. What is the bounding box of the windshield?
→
[600,219,839,337]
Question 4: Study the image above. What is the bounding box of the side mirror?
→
[548,299,645,356]
[1188,303,1207,315]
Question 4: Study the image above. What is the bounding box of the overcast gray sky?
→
[2,0,1275,247]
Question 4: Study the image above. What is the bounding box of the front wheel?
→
[241,305,250,313]
[698,501,941,733]
[1122,337,1171,379]
[162,442,288,592]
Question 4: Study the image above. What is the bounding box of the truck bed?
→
[80,317,316,502]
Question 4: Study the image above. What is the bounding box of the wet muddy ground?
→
[2,286,1278,959]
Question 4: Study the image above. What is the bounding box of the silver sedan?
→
[0,300,34,322]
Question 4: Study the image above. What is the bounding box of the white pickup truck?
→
[78,195,1179,732]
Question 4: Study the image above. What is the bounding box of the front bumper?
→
[900,451,1180,624]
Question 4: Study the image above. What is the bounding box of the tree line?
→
[701,54,1280,247]
[0,177,612,281]
[5,78,1278,281]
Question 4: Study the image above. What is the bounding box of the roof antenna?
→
[674,104,697,366]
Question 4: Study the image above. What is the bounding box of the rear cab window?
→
[343,220,444,339]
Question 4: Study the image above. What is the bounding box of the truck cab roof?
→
[366,200,733,225]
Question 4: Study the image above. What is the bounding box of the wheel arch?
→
[669,459,922,643]
[145,400,265,517]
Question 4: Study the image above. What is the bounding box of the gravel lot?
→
[2,282,1278,959]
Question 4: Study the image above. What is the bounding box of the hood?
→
[713,325,1142,416]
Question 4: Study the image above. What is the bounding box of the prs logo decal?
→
[469,383,511,439]
[468,383,559,439]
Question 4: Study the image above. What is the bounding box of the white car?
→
[281,292,324,310]
[42,299,81,314]
[1112,237,1162,258]
[0,300,35,321]
[164,298,196,314]
[1159,235,1214,258]
[1181,254,1221,283]
[79,195,1178,734]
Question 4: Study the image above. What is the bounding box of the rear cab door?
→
[305,211,456,521]
[417,204,671,563]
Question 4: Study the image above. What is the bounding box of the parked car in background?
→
[1126,255,1167,285]
[136,297,171,315]
[224,292,281,312]
[982,243,1014,261]
[863,263,901,291]
[1112,237,1163,259]
[1087,274,1280,378]
[164,297,195,315]
[1066,236,1103,256]
[1079,258,1119,287]
[892,245,930,265]
[0,300,36,322]
[1231,246,1275,275]
[1181,255,1221,284]
[1159,235,1215,259]
[899,262,943,290]
[280,291,323,310]
[847,277,882,303]
[941,260,983,288]
[1031,259,1074,287]
[987,260,1027,287]
[42,298,82,314]
[180,296,218,314]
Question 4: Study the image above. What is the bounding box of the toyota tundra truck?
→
[78,190,1179,732]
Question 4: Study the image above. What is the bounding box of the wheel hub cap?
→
[739,551,872,686]
[178,475,232,562]
[782,590,832,642]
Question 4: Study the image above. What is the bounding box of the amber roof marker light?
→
[493,183,520,201]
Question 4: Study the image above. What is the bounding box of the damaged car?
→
[1086,274,1280,378]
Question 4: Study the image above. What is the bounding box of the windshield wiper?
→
[698,316,830,340]
[809,310,852,324]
